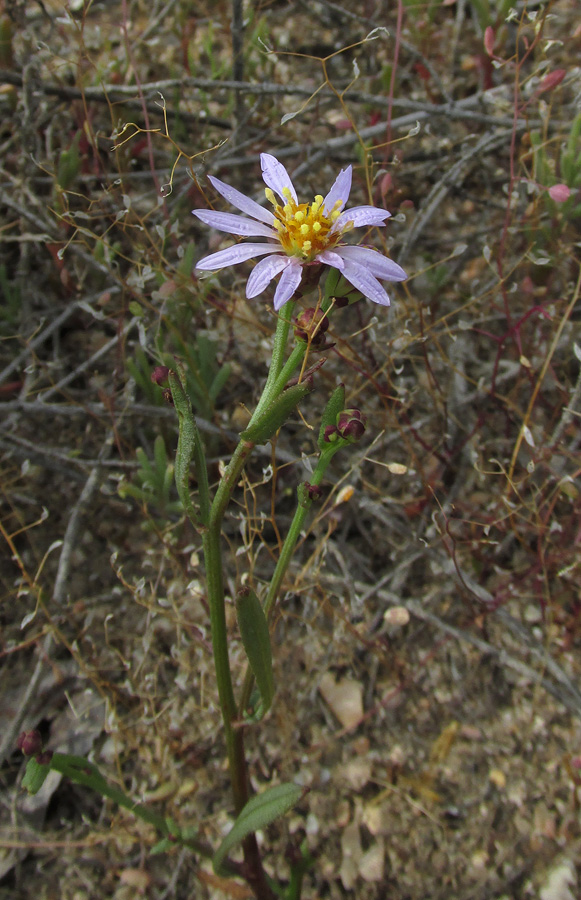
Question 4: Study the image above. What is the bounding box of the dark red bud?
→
[305,482,323,500]
[35,750,53,765]
[338,408,365,423]
[336,408,367,442]
[151,366,171,386]
[294,308,330,347]
[17,730,43,756]
[323,425,338,443]
[342,420,365,440]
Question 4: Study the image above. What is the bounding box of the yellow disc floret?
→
[266,186,347,261]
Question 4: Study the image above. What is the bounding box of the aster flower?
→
[193,153,407,311]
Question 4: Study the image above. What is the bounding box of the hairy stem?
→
[247,301,296,427]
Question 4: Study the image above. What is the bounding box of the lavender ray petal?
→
[195,243,280,271]
[260,153,298,204]
[207,175,275,226]
[316,249,345,269]
[336,245,407,281]
[340,259,391,306]
[322,166,352,216]
[273,262,303,310]
[335,206,392,230]
[193,209,278,239]
[246,255,291,299]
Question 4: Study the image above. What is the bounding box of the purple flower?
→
[193,153,407,311]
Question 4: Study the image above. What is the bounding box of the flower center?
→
[266,187,344,261]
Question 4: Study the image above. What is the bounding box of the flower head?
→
[193,153,407,310]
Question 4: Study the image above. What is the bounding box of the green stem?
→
[248,301,296,427]
[169,366,211,529]
[204,440,254,813]
[268,343,307,400]
[285,842,314,900]
[239,446,339,716]
[194,422,211,527]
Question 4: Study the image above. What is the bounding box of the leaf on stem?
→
[168,368,201,525]
[318,384,346,450]
[213,782,305,876]
[241,379,314,444]
[236,586,274,718]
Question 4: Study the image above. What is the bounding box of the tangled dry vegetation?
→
[1,0,580,898]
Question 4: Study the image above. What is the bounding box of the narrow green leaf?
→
[22,757,50,794]
[209,363,231,404]
[213,782,304,875]
[322,266,362,307]
[241,380,313,444]
[117,481,144,502]
[197,334,212,374]
[150,837,174,855]
[153,434,168,473]
[567,114,581,155]
[561,156,574,184]
[165,816,181,837]
[135,447,153,480]
[236,587,274,717]
[57,133,81,190]
[169,370,200,524]
[162,464,174,505]
[323,266,342,303]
